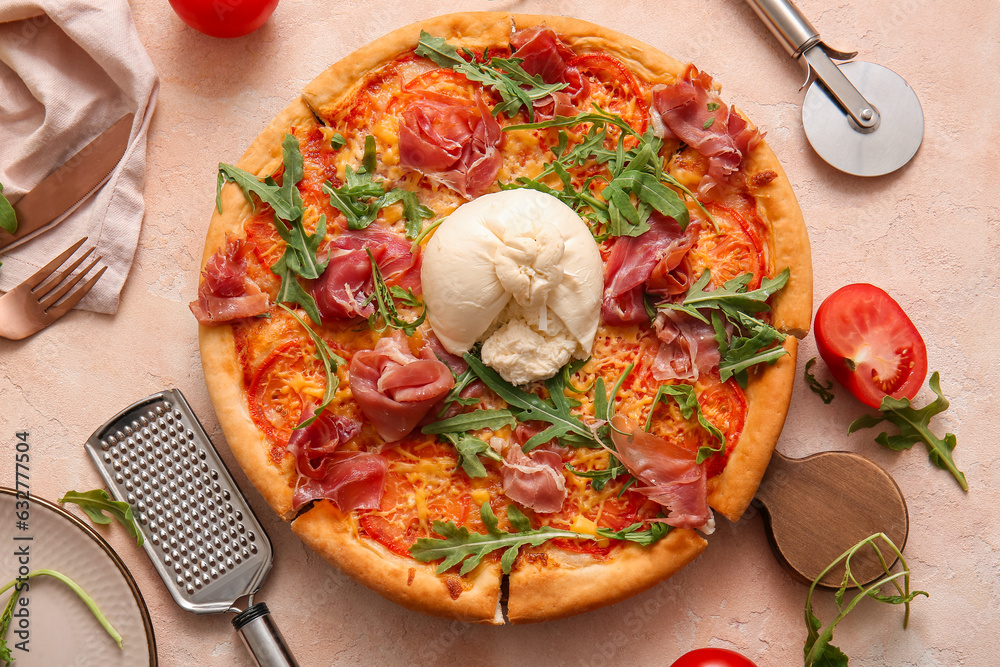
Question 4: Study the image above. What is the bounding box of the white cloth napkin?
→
[0,0,158,314]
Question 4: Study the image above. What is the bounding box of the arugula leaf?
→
[669,268,789,323]
[329,132,347,149]
[0,569,124,654]
[596,520,672,546]
[410,503,592,575]
[218,134,326,323]
[58,489,143,546]
[422,409,516,435]
[365,249,426,336]
[217,135,304,221]
[436,366,482,417]
[504,108,719,233]
[566,366,635,491]
[438,432,502,479]
[322,135,433,238]
[413,31,466,68]
[410,503,670,575]
[805,357,835,404]
[0,182,16,235]
[645,384,725,464]
[463,354,596,450]
[415,31,566,123]
[849,372,967,491]
[279,304,345,428]
[803,533,927,667]
[664,268,790,387]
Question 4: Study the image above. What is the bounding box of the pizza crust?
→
[291,500,504,624]
[507,529,707,623]
[196,11,813,623]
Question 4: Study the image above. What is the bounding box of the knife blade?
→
[0,112,134,251]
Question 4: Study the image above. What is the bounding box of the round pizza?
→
[191,12,812,624]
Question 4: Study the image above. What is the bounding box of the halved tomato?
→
[814,284,927,409]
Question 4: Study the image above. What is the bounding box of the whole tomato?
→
[670,648,759,667]
[814,283,928,408]
[168,0,280,38]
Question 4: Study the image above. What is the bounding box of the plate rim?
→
[0,487,158,666]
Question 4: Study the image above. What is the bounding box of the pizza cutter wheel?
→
[746,0,924,175]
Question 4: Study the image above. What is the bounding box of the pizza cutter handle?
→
[233,603,299,667]
[745,0,820,56]
[745,0,880,130]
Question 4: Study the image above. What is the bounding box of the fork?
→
[0,237,107,340]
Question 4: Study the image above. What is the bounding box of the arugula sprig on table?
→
[58,490,143,546]
[321,135,433,239]
[0,182,16,235]
[661,268,790,388]
[279,304,345,428]
[502,108,717,237]
[415,31,566,122]
[645,384,725,464]
[364,249,426,336]
[421,409,513,478]
[805,357,836,404]
[804,533,927,667]
[409,502,670,575]
[849,372,967,491]
[218,133,327,323]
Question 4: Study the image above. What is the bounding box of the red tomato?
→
[168,0,279,38]
[671,648,758,667]
[814,283,928,409]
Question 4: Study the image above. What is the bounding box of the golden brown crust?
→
[291,501,504,623]
[746,142,814,338]
[301,13,514,119]
[197,11,813,624]
[507,529,707,623]
[707,337,798,520]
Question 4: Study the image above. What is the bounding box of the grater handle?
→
[232,603,299,667]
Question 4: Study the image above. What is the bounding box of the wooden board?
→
[753,450,909,588]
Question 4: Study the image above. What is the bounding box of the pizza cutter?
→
[752,450,909,588]
[746,0,924,176]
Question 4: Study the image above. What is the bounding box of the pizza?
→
[191,12,812,624]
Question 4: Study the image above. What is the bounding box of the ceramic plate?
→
[0,488,156,666]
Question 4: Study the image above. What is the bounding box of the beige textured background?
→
[3,0,998,665]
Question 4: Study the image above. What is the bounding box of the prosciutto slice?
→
[284,406,386,512]
[608,415,710,530]
[292,452,389,512]
[501,446,567,513]
[651,309,721,382]
[312,229,421,321]
[286,406,362,479]
[510,26,590,110]
[349,331,455,441]
[189,236,269,325]
[651,64,761,197]
[398,91,503,199]
[601,213,698,326]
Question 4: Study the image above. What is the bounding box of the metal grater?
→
[85,389,297,667]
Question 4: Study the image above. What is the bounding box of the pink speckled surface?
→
[3,1,998,665]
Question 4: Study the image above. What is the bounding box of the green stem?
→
[1,569,123,650]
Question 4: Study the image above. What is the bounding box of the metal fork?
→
[0,237,107,340]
